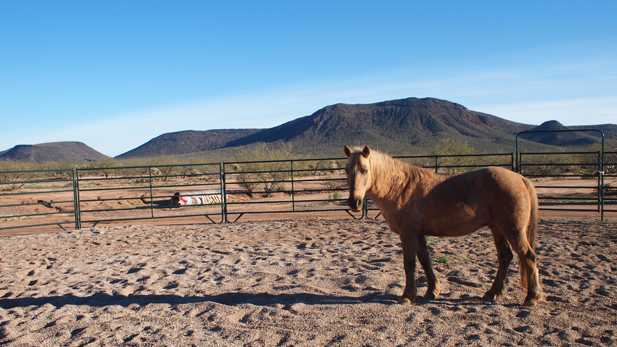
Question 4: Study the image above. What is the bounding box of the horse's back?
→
[425,166,525,203]
[457,166,533,211]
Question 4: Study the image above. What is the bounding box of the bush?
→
[230,143,294,197]
[430,139,476,174]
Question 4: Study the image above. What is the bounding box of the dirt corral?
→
[0,218,615,346]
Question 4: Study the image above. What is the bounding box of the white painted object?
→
[171,189,224,206]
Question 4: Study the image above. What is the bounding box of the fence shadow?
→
[0,291,400,310]
[0,291,524,310]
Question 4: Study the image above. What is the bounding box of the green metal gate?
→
[0,168,78,232]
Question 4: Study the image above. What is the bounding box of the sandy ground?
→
[1,218,616,346]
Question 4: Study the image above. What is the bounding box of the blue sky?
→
[1,1,616,157]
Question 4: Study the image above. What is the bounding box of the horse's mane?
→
[367,149,434,183]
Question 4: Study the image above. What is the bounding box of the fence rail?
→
[1,150,616,232]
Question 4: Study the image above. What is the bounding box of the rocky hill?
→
[222,97,540,157]
[0,142,108,163]
[518,120,615,148]
[116,129,262,159]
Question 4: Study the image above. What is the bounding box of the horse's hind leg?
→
[513,241,541,306]
[483,227,513,301]
[417,235,440,299]
[498,227,542,306]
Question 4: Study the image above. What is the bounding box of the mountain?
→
[572,124,617,143]
[116,97,617,160]
[518,121,599,147]
[0,142,108,163]
[4,97,614,163]
[116,129,262,159]
[222,97,538,156]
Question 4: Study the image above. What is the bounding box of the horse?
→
[344,145,541,306]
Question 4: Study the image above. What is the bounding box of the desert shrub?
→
[229,143,293,197]
[328,191,343,201]
[325,180,338,190]
[0,159,29,175]
[430,138,475,156]
[586,135,617,153]
[588,136,617,175]
[521,152,600,177]
[430,139,476,174]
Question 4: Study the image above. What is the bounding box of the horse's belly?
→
[424,225,483,237]
[423,213,487,237]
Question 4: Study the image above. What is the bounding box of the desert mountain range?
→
[2,97,615,163]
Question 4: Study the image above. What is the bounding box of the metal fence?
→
[605,150,617,216]
[516,128,613,221]
[518,151,606,218]
[222,157,353,222]
[0,168,79,231]
[1,151,616,232]
[75,162,224,228]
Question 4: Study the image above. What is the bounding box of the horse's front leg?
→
[417,235,440,299]
[398,231,419,305]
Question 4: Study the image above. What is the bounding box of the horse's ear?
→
[344,145,352,158]
[361,145,371,158]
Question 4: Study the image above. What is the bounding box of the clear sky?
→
[1,1,616,157]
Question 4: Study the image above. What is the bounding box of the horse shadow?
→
[0,291,519,310]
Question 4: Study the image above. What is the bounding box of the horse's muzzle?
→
[347,196,363,212]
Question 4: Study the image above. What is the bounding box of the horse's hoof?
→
[398,296,414,306]
[482,292,502,301]
[424,292,439,300]
[523,297,540,307]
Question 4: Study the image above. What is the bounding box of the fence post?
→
[148,167,154,218]
[291,160,295,212]
[435,156,439,174]
[518,151,523,175]
[221,162,228,223]
[598,151,604,221]
[72,167,81,230]
[511,153,515,172]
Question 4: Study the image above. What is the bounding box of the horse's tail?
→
[520,177,538,290]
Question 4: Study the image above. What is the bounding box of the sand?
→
[1,218,616,346]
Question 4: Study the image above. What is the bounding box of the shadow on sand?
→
[0,292,394,310]
[0,291,521,310]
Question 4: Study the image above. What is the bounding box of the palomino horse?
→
[344,145,541,306]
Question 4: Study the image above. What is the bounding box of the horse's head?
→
[344,145,372,212]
